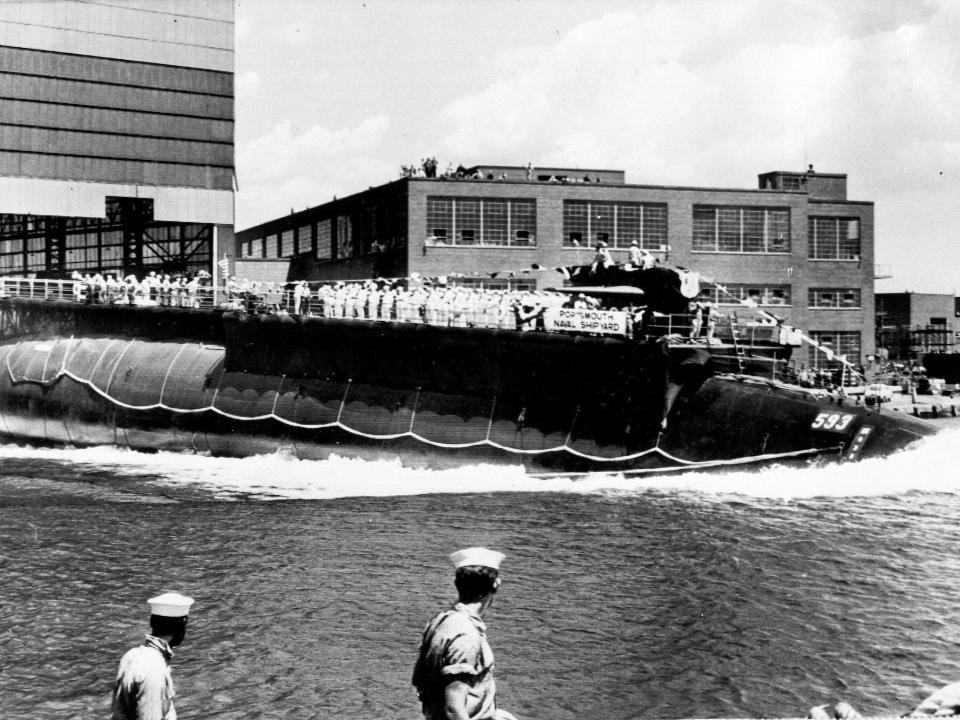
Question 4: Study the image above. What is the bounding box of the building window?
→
[808,217,860,260]
[65,231,99,270]
[0,236,24,273]
[316,220,332,259]
[280,229,295,257]
[100,230,123,273]
[808,288,862,309]
[808,330,861,369]
[699,283,791,306]
[296,225,311,256]
[427,196,537,247]
[562,200,666,249]
[265,234,278,258]
[450,277,536,291]
[337,215,354,257]
[693,205,790,253]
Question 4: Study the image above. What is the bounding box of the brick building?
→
[235,164,875,367]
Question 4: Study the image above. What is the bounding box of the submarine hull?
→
[0,299,936,473]
[0,349,935,474]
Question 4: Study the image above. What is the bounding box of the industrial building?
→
[875,292,957,359]
[236,164,875,368]
[0,0,234,280]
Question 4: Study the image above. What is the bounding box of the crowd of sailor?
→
[242,279,584,332]
[41,270,596,331]
[4,270,735,339]
[64,270,211,308]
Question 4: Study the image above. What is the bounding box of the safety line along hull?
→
[0,299,937,472]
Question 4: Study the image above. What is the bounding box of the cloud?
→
[236,71,261,97]
[428,4,956,173]
[235,115,394,228]
[414,2,960,290]
[233,0,960,289]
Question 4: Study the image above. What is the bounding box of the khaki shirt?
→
[412,603,497,720]
[110,636,177,720]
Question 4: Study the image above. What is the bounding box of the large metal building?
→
[0,0,234,279]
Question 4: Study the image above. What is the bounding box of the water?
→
[3,430,960,720]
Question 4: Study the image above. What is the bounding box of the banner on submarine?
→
[543,308,628,336]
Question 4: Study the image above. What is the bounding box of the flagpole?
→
[212,224,219,306]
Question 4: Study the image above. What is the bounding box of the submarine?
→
[0,270,936,474]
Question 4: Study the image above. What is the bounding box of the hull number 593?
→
[810,412,854,432]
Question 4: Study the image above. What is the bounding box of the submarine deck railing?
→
[0,276,791,358]
[0,276,768,335]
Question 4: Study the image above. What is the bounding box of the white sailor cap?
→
[449,547,505,571]
[147,592,195,618]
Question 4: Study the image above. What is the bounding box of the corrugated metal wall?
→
[0,0,233,195]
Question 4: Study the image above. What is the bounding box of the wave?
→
[2,425,959,501]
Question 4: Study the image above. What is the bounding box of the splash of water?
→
[2,426,959,501]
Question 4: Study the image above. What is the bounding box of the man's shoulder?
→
[426,607,482,637]
[119,644,167,673]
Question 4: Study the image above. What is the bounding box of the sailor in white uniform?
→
[412,547,518,720]
[110,592,194,720]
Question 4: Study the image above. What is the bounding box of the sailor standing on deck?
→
[412,547,518,720]
[111,592,194,720]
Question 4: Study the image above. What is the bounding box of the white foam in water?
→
[2,426,959,500]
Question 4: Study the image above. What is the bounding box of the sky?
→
[233,0,960,294]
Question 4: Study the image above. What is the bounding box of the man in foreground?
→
[111,592,194,720]
[412,547,518,720]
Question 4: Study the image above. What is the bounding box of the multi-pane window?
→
[808,330,861,369]
[693,205,790,253]
[699,283,791,306]
[100,230,123,274]
[451,277,536,291]
[280,229,295,257]
[296,225,311,256]
[0,215,212,276]
[65,231,99,269]
[26,236,45,272]
[456,199,480,245]
[427,197,537,247]
[265,234,278,258]
[337,215,354,257]
[482,200,507,245]
[250,236,264,258]
[808,288,862,309]
[562,200,667,249]
[808,217,861,260]
[0,237,23,273]
[143,224,210,273]
[316,220,332,259]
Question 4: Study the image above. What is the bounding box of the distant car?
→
[865,383,893,405]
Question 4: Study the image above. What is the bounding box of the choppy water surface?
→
[3,430,960,720]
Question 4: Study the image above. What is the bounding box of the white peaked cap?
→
[147,592,195,618]
[449,547,506,571]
